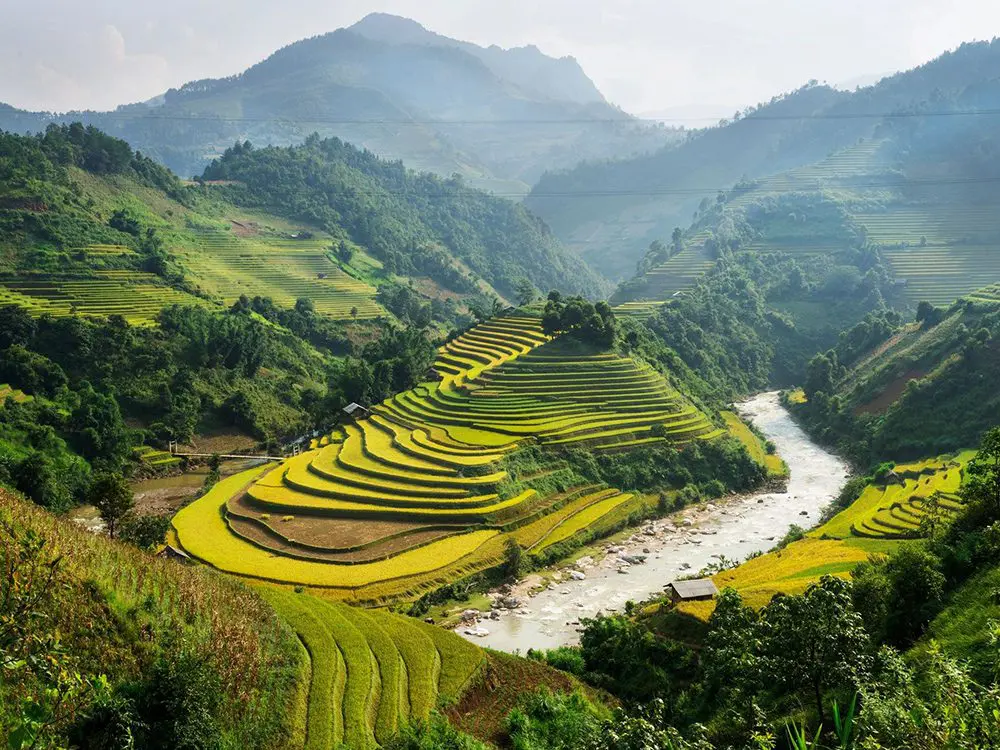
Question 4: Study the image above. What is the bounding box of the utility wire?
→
[20,108,1000,126]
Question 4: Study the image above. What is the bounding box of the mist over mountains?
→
[0,13,674,191]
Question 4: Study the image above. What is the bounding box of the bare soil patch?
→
[855,369,926,415]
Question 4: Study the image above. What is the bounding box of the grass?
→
[721,411,787,477]
[921,562,1000,677]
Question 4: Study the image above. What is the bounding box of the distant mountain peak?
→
[348,13,606,106]
[349,12,436,44]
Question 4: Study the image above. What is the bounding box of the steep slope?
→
[791,291,1000,462]
[0,485,302,747]
[170,313,745,604]
[531,40,1000,279]
[1,125,603,326]
[199,136,609,300]
[0,18,671,191]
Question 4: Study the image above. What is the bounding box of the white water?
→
[461,391,850,652]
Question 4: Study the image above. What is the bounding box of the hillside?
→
[0,484,303,747]
[1,125,605,323]
[170,311,772,604]
[3,482,596,749]
[0,16,674,192]
[199,136,609,300]
[530,39,1000,279]
[792,289,1000,463]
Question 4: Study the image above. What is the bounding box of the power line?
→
[19,108,1000,127]
[197,175,1000,200]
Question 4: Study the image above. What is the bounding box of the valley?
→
[463,391,850,652]
[4,9,1000,750]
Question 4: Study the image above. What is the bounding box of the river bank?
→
[458,391,851,652]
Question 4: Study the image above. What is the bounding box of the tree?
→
[702,589,764,722]
[803,352,835,400]
[515,278,537,307]
[87,473,134,539]
[502,538,523,579]
[915,301,943,327]
[761,576,871,722]
[963,426,1000,519]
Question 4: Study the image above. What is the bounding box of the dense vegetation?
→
[793,295,1000,464]
[0,300,435,511]
[0,486,302,749]
[201,137,607,300]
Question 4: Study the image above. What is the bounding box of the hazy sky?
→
[3,1,1000,118]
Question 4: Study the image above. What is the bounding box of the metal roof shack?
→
[665,578,718,603]
[341,402,370,421]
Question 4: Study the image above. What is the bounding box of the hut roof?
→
[666,578,718,600]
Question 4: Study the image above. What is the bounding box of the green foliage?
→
[1,514,106,749]
[119,514,170,551]
[760,576,871,722]
[383,713,487,750]
[201,137,606,299]
[851,546,946,648]
[541,294,616,349]
[527,647,586,677]
[502,537,524,580]
[505,689,603,750]
[563,436,765,496]
[579,613,697,705]
[86,473,134,539]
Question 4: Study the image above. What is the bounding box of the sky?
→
[3,1,1000,119]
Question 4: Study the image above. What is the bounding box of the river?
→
[460,391,851,652]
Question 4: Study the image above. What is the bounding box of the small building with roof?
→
[665,578,718,604]
[341,402,370,422]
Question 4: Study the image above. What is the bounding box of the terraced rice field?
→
[812,452,974,540]
[172,314,722,601]
[612,301,667,321]
[631,141,886,302]
[0,384,31,404]
[677,449,971,620]
[177,229,381,319]
[0,270,203,324]
[966,284,1000,305]
[882,246,1000,306]
[262,589,484,750]
[134,445,181,469]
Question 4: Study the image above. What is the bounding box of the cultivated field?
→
[262,589,485,750]
[675,450,972,619]
[177,229,382,319]
[172,314,722,601]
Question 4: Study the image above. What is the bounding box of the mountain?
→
[529,40,1000,279]
[348,13,607,106]
[0,15,675,192]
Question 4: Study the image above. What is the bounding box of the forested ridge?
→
[201,136,608,300]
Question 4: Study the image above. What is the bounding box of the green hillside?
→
[792,290,1000,463]
[531,40,1000,280]
[199,136,609,300]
